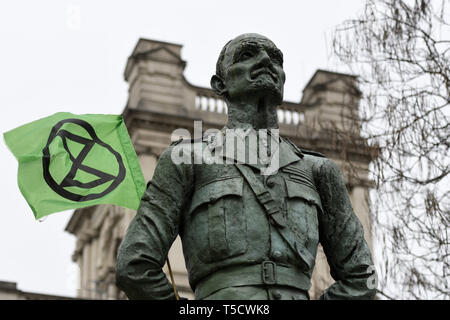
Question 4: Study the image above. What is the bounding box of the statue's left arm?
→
[115,146,193,299]
[314,158,377,300]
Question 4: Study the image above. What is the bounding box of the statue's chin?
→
[250,83,283,105]
[227,80,284,105]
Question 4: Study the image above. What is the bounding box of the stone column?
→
[77,254,83,298]
[350,186,373,252]
[138,153,158,181]
[81,241,91,298]
[89,238,98,298]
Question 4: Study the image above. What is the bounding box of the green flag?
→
[4,112,146,219]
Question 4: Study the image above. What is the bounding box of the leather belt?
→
[194,261,311,300]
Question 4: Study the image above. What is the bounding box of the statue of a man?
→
[116,33,377,300]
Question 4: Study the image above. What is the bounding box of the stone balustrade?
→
[193,87,307,126]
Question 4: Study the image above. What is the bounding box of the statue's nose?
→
[256,50,271,66]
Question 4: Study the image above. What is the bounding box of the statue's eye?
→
[238,50,253,61]
[269,52,283,66]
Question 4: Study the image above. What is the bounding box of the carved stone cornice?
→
[65,206,95,235]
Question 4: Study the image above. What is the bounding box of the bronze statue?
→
[116,33,377,300]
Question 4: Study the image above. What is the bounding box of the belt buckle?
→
[262,261,276,285]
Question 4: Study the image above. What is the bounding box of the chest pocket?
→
[285,178,322,253]
[188,177,247,263]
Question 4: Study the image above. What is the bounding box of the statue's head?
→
[211,33,286,106]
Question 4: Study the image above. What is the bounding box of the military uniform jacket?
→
[116,135,376,300]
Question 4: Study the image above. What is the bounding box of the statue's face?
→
[220,34,286,104]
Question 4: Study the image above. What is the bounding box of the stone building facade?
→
[0,281,76,300]
[65,38,377,300]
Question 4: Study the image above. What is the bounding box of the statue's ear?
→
[210,75,226,96]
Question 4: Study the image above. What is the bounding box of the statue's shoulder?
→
[282,137,326,159]
[300,148,326,158]
[170,131,223,152]
[153,137,203,164]
[166,137,207,165]
[170,137,205,147]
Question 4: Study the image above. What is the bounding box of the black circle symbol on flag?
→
[42,118,126,202]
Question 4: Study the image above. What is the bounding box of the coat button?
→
[267,180,275,188]
[271,250,283,260]
[272,290,282,300]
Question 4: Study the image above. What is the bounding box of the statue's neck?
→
[225,98,279,130]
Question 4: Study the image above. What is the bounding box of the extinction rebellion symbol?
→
[42,118,126,202]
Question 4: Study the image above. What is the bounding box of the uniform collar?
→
[204,127,301,172]
[278,138,302,169]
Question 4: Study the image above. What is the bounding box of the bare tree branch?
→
[332,0,449,300]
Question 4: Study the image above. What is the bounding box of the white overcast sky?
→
[0,0,364,297]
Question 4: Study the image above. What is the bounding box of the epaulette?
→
[170,137,204,146]
[282,137,304,158]
[282,137,326,158]
[170,138,184,146]
[300,148,326,158]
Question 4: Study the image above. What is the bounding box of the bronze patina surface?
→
[116,33,376,300]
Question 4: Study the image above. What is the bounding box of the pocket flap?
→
[189,177,244,214]
[285,179,323,212]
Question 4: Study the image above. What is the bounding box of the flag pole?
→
[167,258,179,300]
